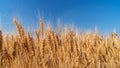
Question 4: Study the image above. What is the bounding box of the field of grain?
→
[0,19,120,68]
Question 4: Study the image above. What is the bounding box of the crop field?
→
[0,19,120,68]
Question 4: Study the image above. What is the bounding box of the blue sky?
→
[0,0,120,35]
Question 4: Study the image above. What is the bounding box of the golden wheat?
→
[1,19,120,68]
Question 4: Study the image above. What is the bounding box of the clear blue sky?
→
[0,0,120,35]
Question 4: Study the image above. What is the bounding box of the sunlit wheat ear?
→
[57,25,62,36]
[40,19,44,37]
[13,19,25,39]
[34,30,39,41]
[27,32,34,56]
[39,38,45,58]
[0,30,2,53]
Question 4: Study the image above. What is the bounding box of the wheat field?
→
[0,19,120,68]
